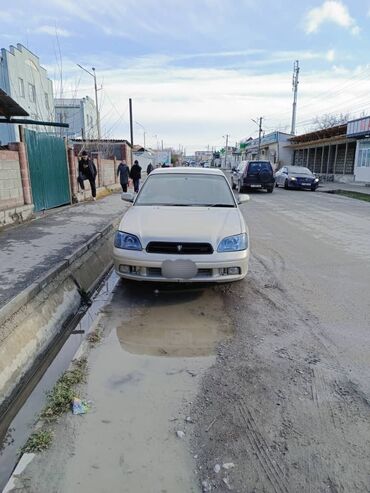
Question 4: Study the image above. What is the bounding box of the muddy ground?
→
[192,190,370,492]
[3,189,370,492]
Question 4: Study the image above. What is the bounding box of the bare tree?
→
[313,113,350,130]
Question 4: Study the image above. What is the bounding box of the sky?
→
[1,0,370,151]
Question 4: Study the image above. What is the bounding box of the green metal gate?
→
[25,129,71,211]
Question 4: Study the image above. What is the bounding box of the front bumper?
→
[290,180,318,189]
[113,248,249,283]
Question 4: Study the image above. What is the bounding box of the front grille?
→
[146,242,213,255]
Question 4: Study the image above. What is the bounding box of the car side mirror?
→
[238,194,250,204]
[121,192,135,203]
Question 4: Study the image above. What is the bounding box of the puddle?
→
[1,279,235,493]
[116,290,232,357]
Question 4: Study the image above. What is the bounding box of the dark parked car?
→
[232,160,275,193]
[275,166,319,191]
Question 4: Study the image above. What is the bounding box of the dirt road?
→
[5,189,370,492]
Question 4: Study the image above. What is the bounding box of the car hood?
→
[119,206,245,248]
[290,173,314,179]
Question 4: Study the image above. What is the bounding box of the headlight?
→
[290,176,297,181]
[217,233,248,252]
[114,231,142,250]
[314,178,319,182]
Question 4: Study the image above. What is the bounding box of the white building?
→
[0,43,54,145]
[347,116,370,183]
[241,131,293,170]
[54,96,97,139]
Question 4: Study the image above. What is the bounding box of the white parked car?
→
[113,167,250,282]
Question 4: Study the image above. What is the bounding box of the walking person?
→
[117,160,130,192]
[146,162,154,175]
[77,150,97,200]
[130,160,142,193]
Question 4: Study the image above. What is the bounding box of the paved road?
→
[8,187,370,492]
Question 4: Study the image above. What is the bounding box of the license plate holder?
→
[162,259,197,279]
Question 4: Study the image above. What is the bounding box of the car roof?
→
[151,167,224,176]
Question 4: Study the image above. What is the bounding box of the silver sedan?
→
[113,168,250,282]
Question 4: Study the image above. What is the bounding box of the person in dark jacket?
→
[78,151,97,200]
[117,160,130,192]
[146,162,154,175]
[130,160,142,193]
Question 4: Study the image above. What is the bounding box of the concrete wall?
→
[0,150,23,208]
[100,158,116,186]
[0,44,54,145]
[0,149,34,227]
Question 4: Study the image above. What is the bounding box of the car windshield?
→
[135,173,236,207]
[288,167,312,175]
[248,162,271,173]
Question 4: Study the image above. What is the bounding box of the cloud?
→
[326,49,335,61]
[304,1,359,35]
[35,25,73,37]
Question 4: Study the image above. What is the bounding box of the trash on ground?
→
[201,479,212,491]
[214,464,221,474]
[72,397,90,415]
[222,462,235,470]
[222,476,232,490]
[176,430,185,438]
[185,416,194,423]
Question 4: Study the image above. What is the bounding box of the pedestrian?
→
[117,160,130,192]
[147,162,154,175]
[130,160,142,193]
[78,150,97,200]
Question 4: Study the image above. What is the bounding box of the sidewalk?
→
[0,192,128,310]
[318,181,370,196]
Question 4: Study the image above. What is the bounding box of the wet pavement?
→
[3,276,233,492]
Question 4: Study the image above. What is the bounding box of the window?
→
[44,93,49,110]
[18,78,25,97]
[28,83,36,102]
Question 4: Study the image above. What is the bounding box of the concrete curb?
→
[0,217,121,330]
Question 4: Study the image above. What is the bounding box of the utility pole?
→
[251,118,263,159]
[135,121,146,148]
[223,134,229,168]
[291,60,300,135]
[77,64,101,140]
[129,98,133,146]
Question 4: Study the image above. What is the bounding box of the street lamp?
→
[222,134,230,169]
[77,64,101,140]
[251,118,263,159]
[135,121,146,148]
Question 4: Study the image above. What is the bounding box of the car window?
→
[247,161,272,174]
[135,173,236,207]
[288,166,312,175]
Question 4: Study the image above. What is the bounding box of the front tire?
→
[231,180,236,190]
[267,186,274,193]
[284,179,289,190]
[311,186,316,192]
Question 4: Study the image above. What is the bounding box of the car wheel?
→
[231,179,236,190]
[275,182,279,187]
[267,186,274,193]
[311,186,316,192]
[284,179,289,190]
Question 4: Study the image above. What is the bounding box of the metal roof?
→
[0,89,29,118]
[289,124,347,144]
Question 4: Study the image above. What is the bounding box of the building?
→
[289,124,356,182]
[0,44,54,145]
[195,150,213,163]
[55,96,97,139]
[346,116,370,183]
[241,132,293,170]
